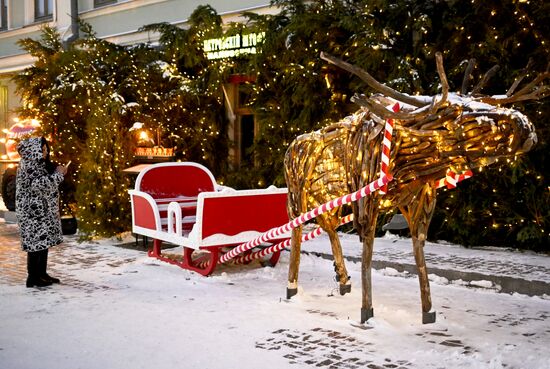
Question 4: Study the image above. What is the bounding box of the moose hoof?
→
[339,283,351,295]
[361,307,374,323]
[286,288,298,299]
[422,311,437,324]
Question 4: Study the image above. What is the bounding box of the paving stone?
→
[0,222,137,290]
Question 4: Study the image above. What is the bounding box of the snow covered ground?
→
[1,225,549,369]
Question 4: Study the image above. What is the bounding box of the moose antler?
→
[461,58,476,95]
[506,58,534,96]
[350,94,428,120]
[471,64,500,95]
[429,52,449,113]
[463,58,550,105]
[477,71,550,105]
[321,52,450,121]
[320,52,427,108]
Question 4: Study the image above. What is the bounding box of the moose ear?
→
[521,134,536,153]
[367,124,384,143]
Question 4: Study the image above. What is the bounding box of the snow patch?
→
[1,224,550,369]
[451,279,469,286]
[469,280,494,289]
[429,274,449,285]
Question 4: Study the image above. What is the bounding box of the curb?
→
[0,210,17,223]
[304,251,550,297]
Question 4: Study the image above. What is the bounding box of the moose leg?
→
[360,219,377,323]
[326,228,351,295]
[287,225,303,299]
[400,184,437,324]
[413,234,435,324]
[318,214,351,295]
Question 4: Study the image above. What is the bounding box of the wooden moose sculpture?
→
[285,52,545,324]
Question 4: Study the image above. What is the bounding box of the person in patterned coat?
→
[16,137,67,287]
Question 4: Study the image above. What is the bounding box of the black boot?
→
[39,249,60,284]
[26,251,52,288]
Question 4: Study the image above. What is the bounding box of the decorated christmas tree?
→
[12,1,548,250]
[242,0,549,250]
[13,18,230,237]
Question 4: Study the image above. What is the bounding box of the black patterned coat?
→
[15,137,64,252]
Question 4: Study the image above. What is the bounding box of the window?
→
[35,0,53,20]
[0,0,7,30]
[94,0,117,7]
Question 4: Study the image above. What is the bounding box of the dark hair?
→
[41,137,57,174]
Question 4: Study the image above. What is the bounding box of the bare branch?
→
[472,64,500,95]
[461,58,476,95]
[351,94,431,121]
[514,72,550,97]
[479,85,550,105]
[429,52,449,113]
[320,52,427,108]
[479,71,550,105]
[506,58,533,96]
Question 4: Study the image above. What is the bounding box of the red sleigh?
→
[128,162,290,275]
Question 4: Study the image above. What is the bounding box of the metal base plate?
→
[422,311,437,324]
[361,307,374,323]
[286,288,298,299]
[339,283,351,295]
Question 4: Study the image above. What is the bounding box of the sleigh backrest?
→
[134,162,216,199]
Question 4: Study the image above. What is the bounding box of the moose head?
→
[284,52,546,324]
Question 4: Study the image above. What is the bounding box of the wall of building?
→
[80,0,270,44]
[0,0,272,114]
[1,1,271,64]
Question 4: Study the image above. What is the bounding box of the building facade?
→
[0,0,275,180]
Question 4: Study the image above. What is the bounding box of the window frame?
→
[94,0,117,8]
[34,0,53,21]
[0,0,7,30]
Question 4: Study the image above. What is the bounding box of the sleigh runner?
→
[128,162,290,275]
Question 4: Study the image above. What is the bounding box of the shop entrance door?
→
[239,114,255,166]
[225,76,257,168]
